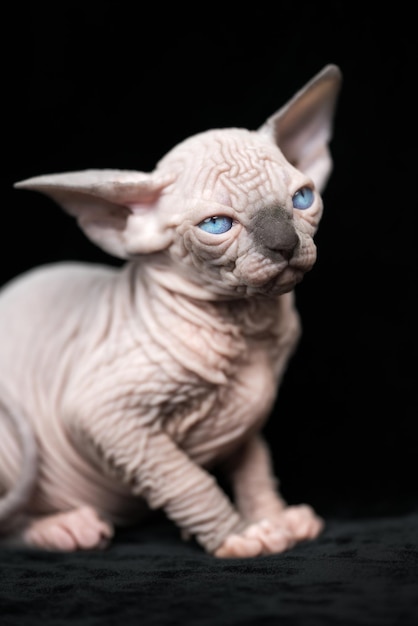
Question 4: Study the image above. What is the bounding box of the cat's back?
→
[0,261,115,318]
[0,262,117,382]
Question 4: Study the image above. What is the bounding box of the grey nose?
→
[250,206,299,260]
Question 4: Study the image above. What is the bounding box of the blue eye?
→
[198,216,233,234]
[292,186,314,210]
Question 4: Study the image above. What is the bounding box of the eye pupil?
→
[292,186,314,210]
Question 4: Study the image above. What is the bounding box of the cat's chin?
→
[246,267,306,297]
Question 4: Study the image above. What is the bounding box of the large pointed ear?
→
[258,64,342,192]
[14,169,175,258]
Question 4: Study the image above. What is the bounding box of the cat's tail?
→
[0,384,38,530]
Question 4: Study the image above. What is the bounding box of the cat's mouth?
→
[242,264,305,297]
[268,266,305,294]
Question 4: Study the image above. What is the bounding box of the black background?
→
[3,3,416,520]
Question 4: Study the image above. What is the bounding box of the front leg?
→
[75,417,245,555]
[216,435,324,557]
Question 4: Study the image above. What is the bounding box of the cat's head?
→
[15,65,342,299]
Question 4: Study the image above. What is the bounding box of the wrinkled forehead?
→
[157,128,292,211]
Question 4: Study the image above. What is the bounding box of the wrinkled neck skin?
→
[130,253,291,309]
[128,252,298,304]
[132,254,241,302]
[124,256,295,369]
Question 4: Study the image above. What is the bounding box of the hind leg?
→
[21,505,114,551]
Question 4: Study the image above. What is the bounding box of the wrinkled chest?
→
[74,290,296,469]
[162,347,279,466]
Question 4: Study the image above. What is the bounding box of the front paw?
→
[280,504,324,542]
[213,505,324,559]
[214,519,295,558]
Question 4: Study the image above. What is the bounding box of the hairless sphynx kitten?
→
[0,65,341,558]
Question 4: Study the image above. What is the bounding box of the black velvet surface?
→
[2,506,418,626]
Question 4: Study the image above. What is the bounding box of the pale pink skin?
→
[0,65,341,557]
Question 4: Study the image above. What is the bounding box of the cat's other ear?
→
[14,169,176,259]
[258,64,342,192]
